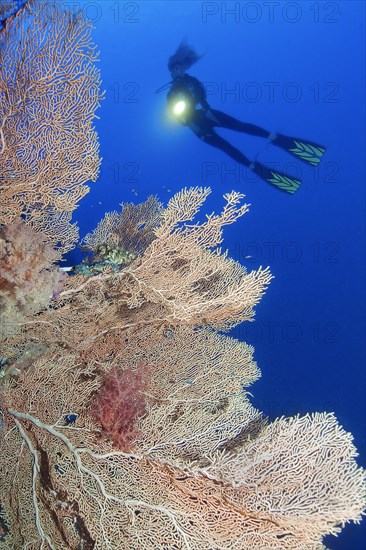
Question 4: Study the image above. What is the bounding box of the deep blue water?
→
[66,1,365,548]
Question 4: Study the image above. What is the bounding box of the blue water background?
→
[66,1,365,548]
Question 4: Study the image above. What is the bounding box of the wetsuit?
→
[167,74,325,194]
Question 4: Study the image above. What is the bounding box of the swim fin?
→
[272,133,326,166]
[251,162,301,194]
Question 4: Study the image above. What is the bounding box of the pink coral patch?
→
[91,363,150,451]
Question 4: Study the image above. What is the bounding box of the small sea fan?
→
[91,363,150,451]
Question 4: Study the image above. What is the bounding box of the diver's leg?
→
[208,109,271,138]
[200,131,301,194]
[209,110,326,166]
[200,130,252,166]
[271,133,326,166]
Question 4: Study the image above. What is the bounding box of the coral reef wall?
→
[0,2,365,549]
[1,187,365,548]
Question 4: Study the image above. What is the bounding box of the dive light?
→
[170,93,191,119]
[172,100,187,116]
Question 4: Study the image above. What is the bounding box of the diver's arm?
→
[167,75,209,125]
[182,75,208,109]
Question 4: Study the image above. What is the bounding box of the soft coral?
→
[0,222,65,340]
[91,363,150,451]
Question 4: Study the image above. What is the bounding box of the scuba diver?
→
[157,42,326,194]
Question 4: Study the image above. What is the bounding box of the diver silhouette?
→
[158,42,326,194]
